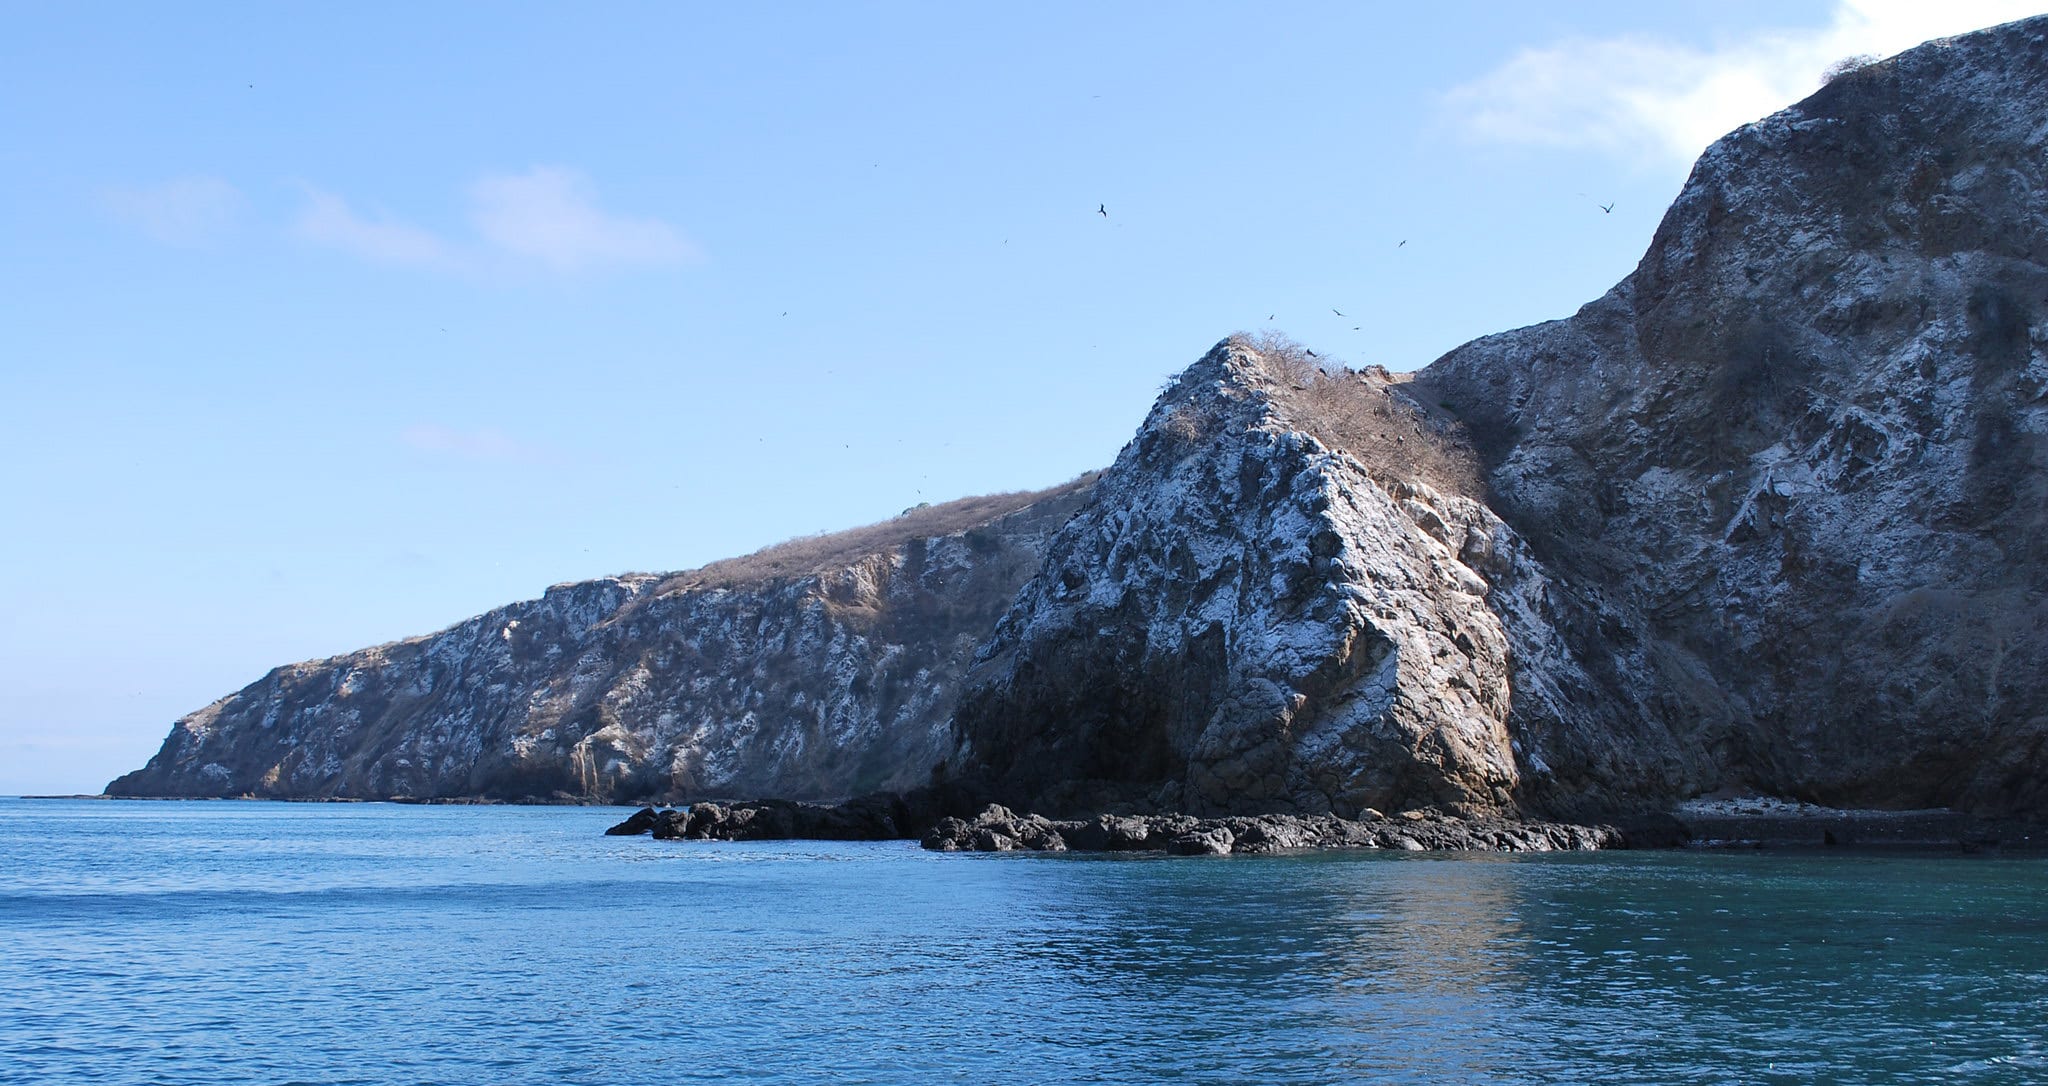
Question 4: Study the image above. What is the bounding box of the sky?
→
[3,0,2041,795]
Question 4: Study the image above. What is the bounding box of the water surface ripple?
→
[4,799,2044,1084]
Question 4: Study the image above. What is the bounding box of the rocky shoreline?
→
[603,794,2047,855]
[606,800,1619,853]
[916,805,1619,854]
[603,796,1622,854]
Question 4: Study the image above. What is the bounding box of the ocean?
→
[3,798,2045,1084]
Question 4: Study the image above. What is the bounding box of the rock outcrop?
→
[949,341,1600,819]
[1419,16,2048,816]
[107,480,1092,802]
[948,16,2048,822]
[115,17,2048,829]
[918,804,1619,855]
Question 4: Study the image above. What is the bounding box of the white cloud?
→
[468,167,696,272]
[398,423,548,463]
[1445,1,2047,166]
[295,167,695,276]
[296,188,455,268]
[103,176,244,245]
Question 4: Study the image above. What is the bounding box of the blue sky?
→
[3,1,2038,794]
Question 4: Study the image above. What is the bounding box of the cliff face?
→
[1420,16,2048,815]
[954,17,2048,820]
[949,341,1681,818]
[112,18,2048,821]
[107,481,1092,802]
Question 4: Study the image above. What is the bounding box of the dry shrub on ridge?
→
[658,473,1099,592]
[1230,331,1484,499]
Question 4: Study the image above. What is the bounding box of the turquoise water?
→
[3,800,2046,1084]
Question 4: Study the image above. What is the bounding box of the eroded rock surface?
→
[1420,16,2048,816]
[949,17,2048,823]
[108,482,1092,802]
[116,17,2048,829]
[950,342,1601,819]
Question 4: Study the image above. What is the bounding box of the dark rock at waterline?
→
[918,804,1620,855]
[1668,803,2048,851]
[645,792,940,842]
[603,806,662,836]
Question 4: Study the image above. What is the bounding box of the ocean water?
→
[3,800,2046,1085]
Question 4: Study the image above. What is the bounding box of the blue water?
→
[4,800,2047,1084]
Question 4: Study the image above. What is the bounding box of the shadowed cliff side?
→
[1419,15,2048,816]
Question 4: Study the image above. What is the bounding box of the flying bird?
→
[1305,349,1319,358]
[1600,202,1615,214]
[1398,240,1407,248]
[1332,308,1344,317]
[1098,204,1107,217]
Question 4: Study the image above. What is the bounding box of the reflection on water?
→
[4,800,2047,1085]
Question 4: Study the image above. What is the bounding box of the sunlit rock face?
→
[1419,16,2048,815]
[107,483,1092,803]
[950,340,1586,819]
[957,16,2048,820]
[112,17,2048,820]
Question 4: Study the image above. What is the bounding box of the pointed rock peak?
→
[1153,332,1489,500]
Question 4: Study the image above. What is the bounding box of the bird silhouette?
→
[1305,349,1319,358]
[1398,240,1407,248]
[1600,202,1614,214]
[1098,204,1107,217]
[1332,308,1344,317]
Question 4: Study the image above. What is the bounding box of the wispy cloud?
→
[1444,1,2045,166]
[469,168,696,272]
[296,167,696,276]
[102,176,245,245]
[398,423,551,463]
[297,188,455,268]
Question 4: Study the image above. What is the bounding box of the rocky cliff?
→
[114,17,2048,823]
[952,16,2048,820]
[1419,15,2048,816]
[107,480,1093,802]
[949,338,1661,818]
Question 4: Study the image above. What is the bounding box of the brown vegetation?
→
[1231,331,1484,499]
[657,473,1099,592]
